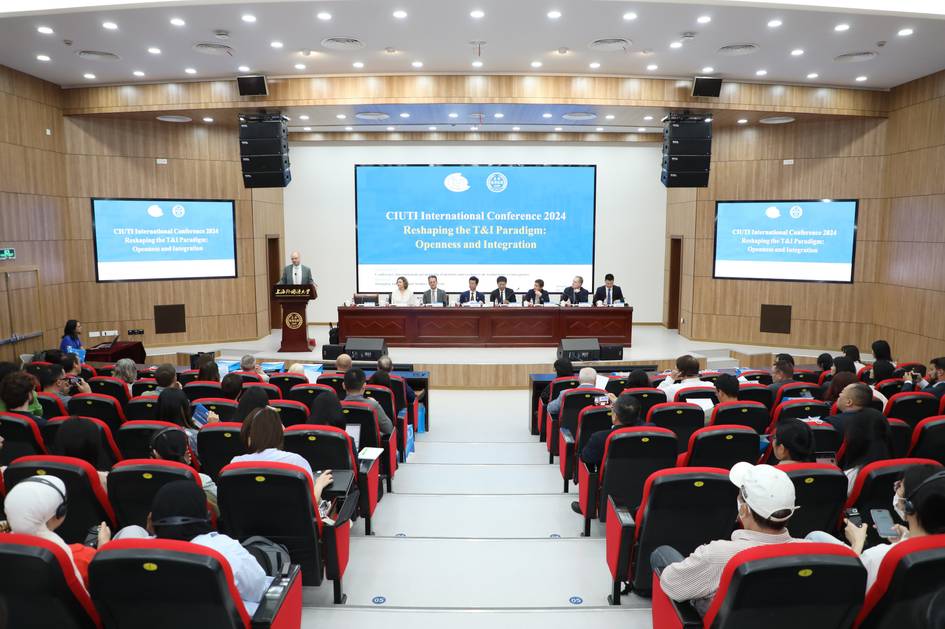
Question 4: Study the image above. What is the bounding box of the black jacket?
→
[561,286,590,304]
[490,288,516,304]
[593,285,625,304]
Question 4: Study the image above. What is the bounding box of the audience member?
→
[658,355,703,401]
[309,389,344,427]
[817,353,834,373]
[235,386,270,422]
[1,371,46,427]
[548,367,601,417]
[198,361,221,382]
[714,373,740,404]
[40,364,79,404]
[232,407,330,484]
[842,345,866,372]
[378,355,421,402]
[42,349,64,365]
[239,355,270,382]
[59,320,83,355]
[827,382,872,432]
[774,353,795,366]
[52,417,111,484]
[871,340,894,364]
[540,358,574,407]
[657,463,800,616]
[141,363,178,398]
[824,371,858,403]
[58,355,90,397]
[221,372,243,400]
[0,363,43,416]
[767,360,795,397]
[367,369,392,390]
[772,418,816,465]
[842,407,892,492]
[335,354,353,374]
[626,368,650,389]
[343,368,393,435]
[112,358,137,385]
[287,362,305,375]
[870,360,896,385]
[902,357,945,400]
[156,387,217,456]
[150,427,218,513]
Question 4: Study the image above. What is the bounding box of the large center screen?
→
[713,199,858,283]
[92,198,237,282]
[355,165,596,293]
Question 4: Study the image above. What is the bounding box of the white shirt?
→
[292,265,301,284]
[391,289,413,305]
[658,376,707,403]
[231,448,314,480]
[190,531,271,615]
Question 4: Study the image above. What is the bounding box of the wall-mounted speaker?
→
[692,76,723,98]
[661,118,712,188]
[237,75,268,96]
[239,114,291,188]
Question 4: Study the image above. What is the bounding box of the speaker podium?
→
[273,284,317,352]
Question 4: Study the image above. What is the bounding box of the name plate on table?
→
[462,302,482,307]
[578,302,592,308]
[359,303,377,307]
[429,302,444,308]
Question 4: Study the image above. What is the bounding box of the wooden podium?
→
[273,284,316,352]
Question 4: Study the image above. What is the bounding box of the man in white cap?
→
[657,463,801,616]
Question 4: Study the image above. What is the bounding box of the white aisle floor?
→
[300,389,652,629]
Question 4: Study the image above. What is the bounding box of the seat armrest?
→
[251,565,302,629]
[606,496,636,582]
[651,550,702,629]
[560,427,575,446]
[650,545,684,577]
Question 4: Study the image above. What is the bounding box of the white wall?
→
[284,143,667,323]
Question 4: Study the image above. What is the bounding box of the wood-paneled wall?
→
[0,64,283,359]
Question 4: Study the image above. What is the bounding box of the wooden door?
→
[666,238,682,330]
[267,236,282,330]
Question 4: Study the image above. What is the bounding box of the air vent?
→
[834,51,877,63]
[193,42,234,56]
[717,43,759,56]
[588,38,632,52]
[562,112,597,121]
[321,37,364,51]
[156,115,192,123]
[355,112,390,121]
[75,50,121,61]
[759,116,795,125]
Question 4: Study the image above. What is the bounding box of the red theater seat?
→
[908,416,945,464]
[184,380,223,402]
[772,399,831,423]
[620,388,667,419]
[242,382,280,401]
[778,463,848,538]
[340,400,397,493]
[884,392,939,429]
[42,416,122,467]
[268,372,308,398]
[197,422,246,479]
[36,392,68,419]
[709,401,772,434]
[316,374,346,397]
[737,382,773,409]
[130,378,158,397]
[773,382,822,406]
[107,458,204,528]
[538,377,580,440]
[364,384,409,462]
[0,411,47,465]
[288,382,336,413]
[269,399,310,428]
[560,406,612,492]
[125,395,160,421]
[675,425,760,469]
[115,420,183,460]
[546,387,608,462]
[67,393,127,434]
[232,370,263,383]
[176,369,200,385]
[646,403,704,454]
[193,397,239,421]
[87,376,132,408]
[673,386,719,405]
[738,370,773,385]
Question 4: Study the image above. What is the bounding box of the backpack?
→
[328,324,339,345]
[242,536,292,577]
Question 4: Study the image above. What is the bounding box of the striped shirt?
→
[660,529,801,616]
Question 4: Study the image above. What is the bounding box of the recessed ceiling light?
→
[623,11,637,21]
[791,49,804,56]
[317,11,332,21]
[493,113,504,119]
[102,21,118,30]
[148,47,161,55]
[856,75,868,82]
[448,112,459,118]
[352,61,364,69]
[767,19,782,28]
[605,114,615,120]
[411,61,423,68]
[589,62,600,69]
[387,126,395,131]
[596,127,603,131]
[554,127,562,131]
[898,28,914,37]
[807,72,819,79]
[133,70,144,77]
[202,117,214,123]
[697,16,711,24]
[471,60,483,68]
[37,26,53,34]
[701,66,714,73]
[169,17,185,27]
[471,126,479,131]
[547,10,562,19]
[303,126,312,131]
[470,9,485,19]
[647,64,658,71]
[429,126,437,130]
[704,117,713,122]
[242,14,256,23]
[400,112,410,118]
[345,126,352,131]
[238,65,250,72]
[531,61,543,68]
[83,73,96,79]
[637,127,646,132]
[512,126,521,131]
[392,10,407,19]
[737,118,748,124]
[542,112,553,118]
[670,41,682,49]
[644,115,654,121]
[335,114,346,119]
[755,69,767,76]
[185,68,196,74]
[294,63,306,70]
[36,54,50,62]
[270,41,283,49]
[834,23,850,32]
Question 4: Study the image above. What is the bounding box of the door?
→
[666,237,682,330]
[267,236,282,330]
[0,269,45,363]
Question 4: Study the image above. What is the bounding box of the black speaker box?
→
[322,344,345,360]
[661,169,710,187]
[239,119,287,140]
[664,121,712,140]
[662,154,711,172]
[243,171,291,188]
[237,75,268,96]
[692,76,723,98]
[558,338,600,361]
[239,138,288,156]
[345,337,388,361]
[663,137,712,156]
[600,344,624,360]
[240,154,290,173]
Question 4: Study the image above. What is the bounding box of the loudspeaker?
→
[662,154,711,172]
[557,338,600,361]
[240,154,290,173]
[661,170,710,187]
[345,337,388,361]
[600,344,624,360]
[237,75,268,96]
[664,121,713,140]
[322,344,345,360]
[692,76,723,98]
[239,115,291,188]
[661,118,712,189]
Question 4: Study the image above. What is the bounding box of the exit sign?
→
[0,248,14,261]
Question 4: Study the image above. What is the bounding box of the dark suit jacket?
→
[825,410,858,433]
[561,286,590,304]
[279,264,313,285]
[459,290,485,303]
[902,380,945,400]
[422,288,448,305]
[593,285,625,304]
[490,288,516,303]
[524,289,550,304]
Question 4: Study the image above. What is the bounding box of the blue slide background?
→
[715,200,857,263]
[355,165,595,264]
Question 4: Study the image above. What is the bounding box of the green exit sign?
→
[0,248,14,261]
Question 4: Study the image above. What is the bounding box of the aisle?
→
[301,390,653,628]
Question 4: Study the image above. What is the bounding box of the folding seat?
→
[858,365,873,382]
[67,393,127,434]
[651,543,865,629]
[673,386,719,405]
[771,399,831,423]
[738,382,773,409]
[794,369,820,383]
[131,377,157,397]
[242,382,280,401]
[559,406,612,492]
[284,424,382,535]
[183,380,223,402]
[773,381,822,406]
[270,399,310,428]
[805,419,844,455]
[884,392,939,429]
[0,534,101,629]
[547,387,609,462]
[192,397,239,421]
[88,376,131,408]
[646,402,704,454]
[176,368,200,385]
[875,378,904,399]
[605,376,629,396]
[390,374,421,433]
[364,384,409,462]
[340,400,397,492]
[317,373,346,397]
[619,387,667,419]
[577,426,677,537]
[854,535,945,629]
[708,400,771,434]
[269,371,308,398]
[197,422,246,479]
[779,463,848,538]
[95,364,114,377]
[738,369,773,385]
[698,371,721,385]
[846,458,942,548]
[0,412,47,465]
[675,425,760,469]
[115,420,183,460]
[908,416,945,464]
[79,363,98,380]
[125,395,160,420]
[218,461,351,601]
[537,376,580,440]
[36,391,68,419]
[232,369,263,384]
[89,538,302,628]
[3,455,116,543]
[42,416,122,467]
[288,382,337,412]
[107,458,203,528]
[606,467,736,602]
[819,370,834,387]
[887,418,912,458]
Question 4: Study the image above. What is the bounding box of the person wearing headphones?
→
[150,426,219,516]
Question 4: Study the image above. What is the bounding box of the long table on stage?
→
[337,305,633,347]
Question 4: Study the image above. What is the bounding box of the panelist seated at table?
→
[422,274,449,306]
[490,276,517,304]
[524,279,551,305]
[560,276,590,305]
[459,276,486,304]
[594,273,625,306]
[390,276,415,306]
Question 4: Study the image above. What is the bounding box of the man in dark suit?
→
[902,357,945,399]
[524,279,551,305]
[459,276,485,304]
[593,273,625,306]
[278,251,315,286]
[825,382,871,432]
[570,393,642,514]
[560,276,590,305]
[422,274,448,305]
[767,360,796,399]
[490,276,516,304]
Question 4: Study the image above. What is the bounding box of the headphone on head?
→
[150,426,185,454]
[904,470,945,516]
[151,515,211,528]
[23,476,68,519]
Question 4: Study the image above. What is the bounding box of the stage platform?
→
[145,325,839,389]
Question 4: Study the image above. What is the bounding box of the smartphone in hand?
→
[870,509,898,539]
[844,507,863,527]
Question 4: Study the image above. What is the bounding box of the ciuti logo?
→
[789,205,803,219]
[443,173,470,192]
[172,204,186,218]
[486,172,508,193]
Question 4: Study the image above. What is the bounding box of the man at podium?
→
[279,251,316,286]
